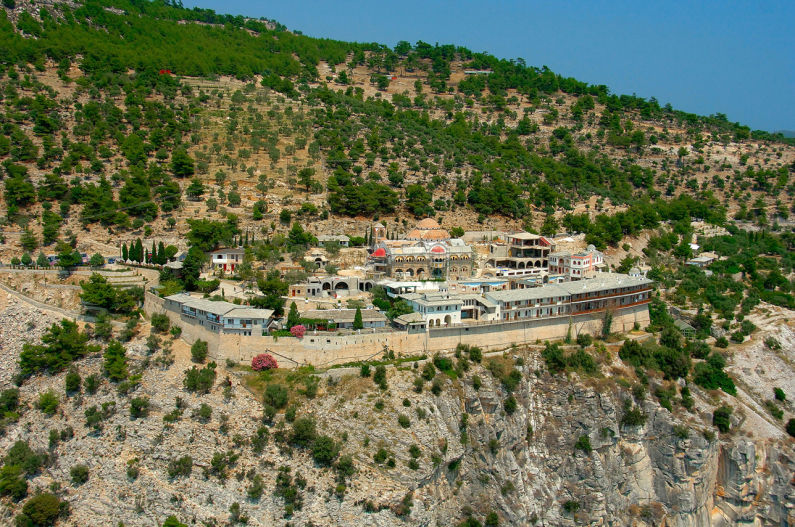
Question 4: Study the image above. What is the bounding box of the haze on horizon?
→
[183,0,794,133]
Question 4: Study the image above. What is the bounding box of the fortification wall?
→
[144,292,650,367]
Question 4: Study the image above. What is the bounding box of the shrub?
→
[64,367,81,394]
[562,500,580,514]
[36,391,59,416]
[421,362,436,381]
[70,464,89,485]
[290,325,306,338]
[504,395,517,415]
[16,493,61,526]
[774,388,786,401]
[359,364,371,377]
[167,456,193,478]
[764,400,783,420]
[574,434,592,454]
[190,340,208,363]
[431,377,443,395]
[542,342,566,374]
[252,353,278,371]
[183,362,217,393]
[468,346,482,363]
[84,402,116,432]
[714,336,729,348]
[764,337,781,350]
[162,516,188,527]
[194,403,212,422]
[713,405,732,433]
[130,397,150,419]
[730,331,744,343]
[264,384,289,409]
[787,419,795,438]
[247,473,265,500]
[673,425,689,439]
[373,448,388,464]
[0,388,20,416]
[693,354,736,395]
[103,340,128,382]
[0,465,28,501]
[126,460,140,481]
[576,333,593,348]
[472,374,482,391]
[398,414,411,428]
[433,354,454,373]
[291,417,317,448]
[311,435,339,466]
[83,374,100,395]
[150,313,170,333]
[621,400,647,427]
[373,365,387,389]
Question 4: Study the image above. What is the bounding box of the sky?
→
[183,0,795,132]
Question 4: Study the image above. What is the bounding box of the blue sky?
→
[183,1,794,132]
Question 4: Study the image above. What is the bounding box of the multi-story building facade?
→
[369,219,475,280]
[163,293,274,336]
[400,292,463,327]
[485,274,652,322]
[486,233,554,276]
[209,247,245,272]
[548,245,605,280]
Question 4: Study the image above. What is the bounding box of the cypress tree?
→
[353,307,364,330]
[287,301,300,329]
[122,243,128,261]
[157,241,166,264]
[151,241,157,263]
[134,238,143,262]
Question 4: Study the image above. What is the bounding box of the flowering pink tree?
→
[252,353,278,371]
[290,324,306,339]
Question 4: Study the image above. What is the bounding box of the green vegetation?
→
[0,441,45,501]
[15,492,63,527]
[183,362,217,393]
[19,320,99,379]
[103,340,128,382]
[70,464,89,485]
[190,340,209,363]
[541,342,598,375]
[713,405,732,433]
[79,273,141,313]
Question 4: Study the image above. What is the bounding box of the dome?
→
[430,245,446,253]
[372,247,386,257]
[416,218,441,230]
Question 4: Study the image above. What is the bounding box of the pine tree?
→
[122,243,128,261]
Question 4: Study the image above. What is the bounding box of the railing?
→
[569,287,652,303]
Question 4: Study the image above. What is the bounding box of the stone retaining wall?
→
[144,292,650,367]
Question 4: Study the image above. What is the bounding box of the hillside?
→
[0,0,792,261]
[0,2,794,527]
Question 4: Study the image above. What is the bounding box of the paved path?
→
[0,282,90,321]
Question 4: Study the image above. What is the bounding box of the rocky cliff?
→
[0,292,792,526]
